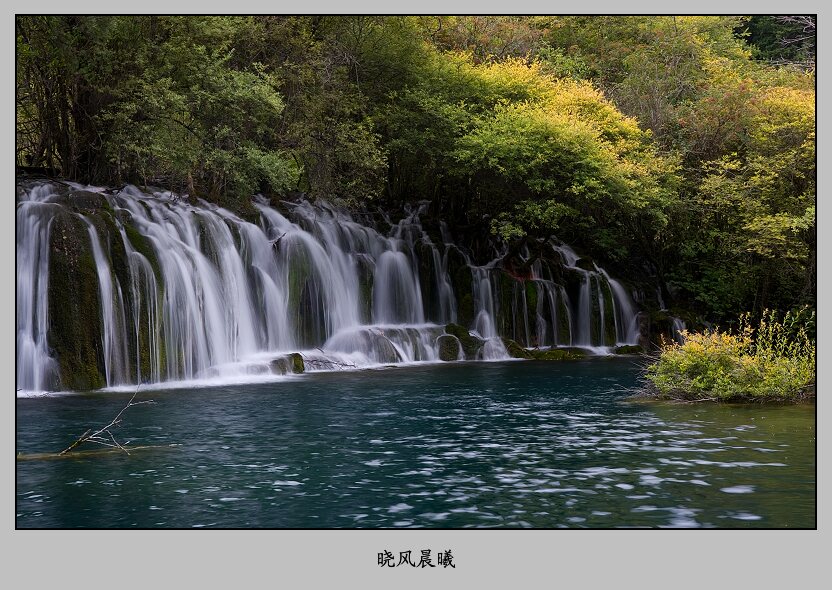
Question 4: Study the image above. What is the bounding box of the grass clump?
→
[645,309,815,402]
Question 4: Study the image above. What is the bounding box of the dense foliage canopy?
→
[16,15,815,324]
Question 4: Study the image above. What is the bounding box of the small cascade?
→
[324,324,444,365]
[656,286,668,311]
[470,266,509,360]
[373,251,425,324]
[118,224,162,384]
[671,317,687,344]
[16,180,643,392]
[525,259,572,348]
[81,216,130,386]
[546,243,641,349]
[575,272,593,346]
[598,270,641,345]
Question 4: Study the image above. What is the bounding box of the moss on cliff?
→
[47,212,106,390]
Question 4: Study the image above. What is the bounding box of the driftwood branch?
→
[59,428,91,455]
[59,388,154,456]
[301,355,357,370]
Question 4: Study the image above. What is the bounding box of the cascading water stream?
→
[16,185,61,391]
[373,251,426,325]
[16,181,643,392]
[469,266,510,359]
[599,269,642,345]
[551,243,641,348]
[81,216,130,386]
[117,224,162,384]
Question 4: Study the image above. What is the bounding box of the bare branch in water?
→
[59,387,154,456]
[301,355,357,370]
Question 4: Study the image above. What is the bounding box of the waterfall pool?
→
[16,358,815,528]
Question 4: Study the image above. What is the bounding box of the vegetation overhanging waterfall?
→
[16,180,642,393]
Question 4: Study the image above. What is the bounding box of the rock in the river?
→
[501,338,532,359]
[436,334,462,361]
[270,353,305,375]
[444,323,485,359]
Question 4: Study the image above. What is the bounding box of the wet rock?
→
[447,247,474,327]
[528,347,586,361]
[574,257,596,272]
[367,332,404,364]
[270,352,305,375]
[637,312,652,350]
[501,338,532,359]
[67,190,109,212]
[614,345,643,355]
[444,323,485,359]
[47,211,106,390]
[324,328,404,364]
[436,334,462,361]
[355,255,375,324]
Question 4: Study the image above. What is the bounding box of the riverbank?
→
[629,382,816,404]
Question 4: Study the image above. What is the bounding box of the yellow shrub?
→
[646,309,815,401]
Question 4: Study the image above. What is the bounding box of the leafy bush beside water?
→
[645,309,815,402]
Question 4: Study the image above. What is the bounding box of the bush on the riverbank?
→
[645,309,815,402]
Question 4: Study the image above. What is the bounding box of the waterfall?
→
[553,244,641,348]
[16,185,61,391]
[16,180,643,392]
[598,270,641,345]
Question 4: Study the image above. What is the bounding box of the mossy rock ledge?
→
[614,345,643,355]
[68,189,110,212]
[574,257,596,272]
[527,347,586,361]
[501,338,532,359]
[444,323,485,360]
[499,340,588,361]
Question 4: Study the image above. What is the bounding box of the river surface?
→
[16,359,815,528]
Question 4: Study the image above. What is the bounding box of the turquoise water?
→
[16,359,815,528]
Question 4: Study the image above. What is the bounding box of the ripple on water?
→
[15,360,815,529]
[723,512,762,521]
[639,475,664,486]
[420,512,450,522]
[720,485,755,494]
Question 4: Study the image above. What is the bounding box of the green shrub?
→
[645,309,815,401]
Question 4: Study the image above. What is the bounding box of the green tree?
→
[17,16,300,204]
[742,15,815,68]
